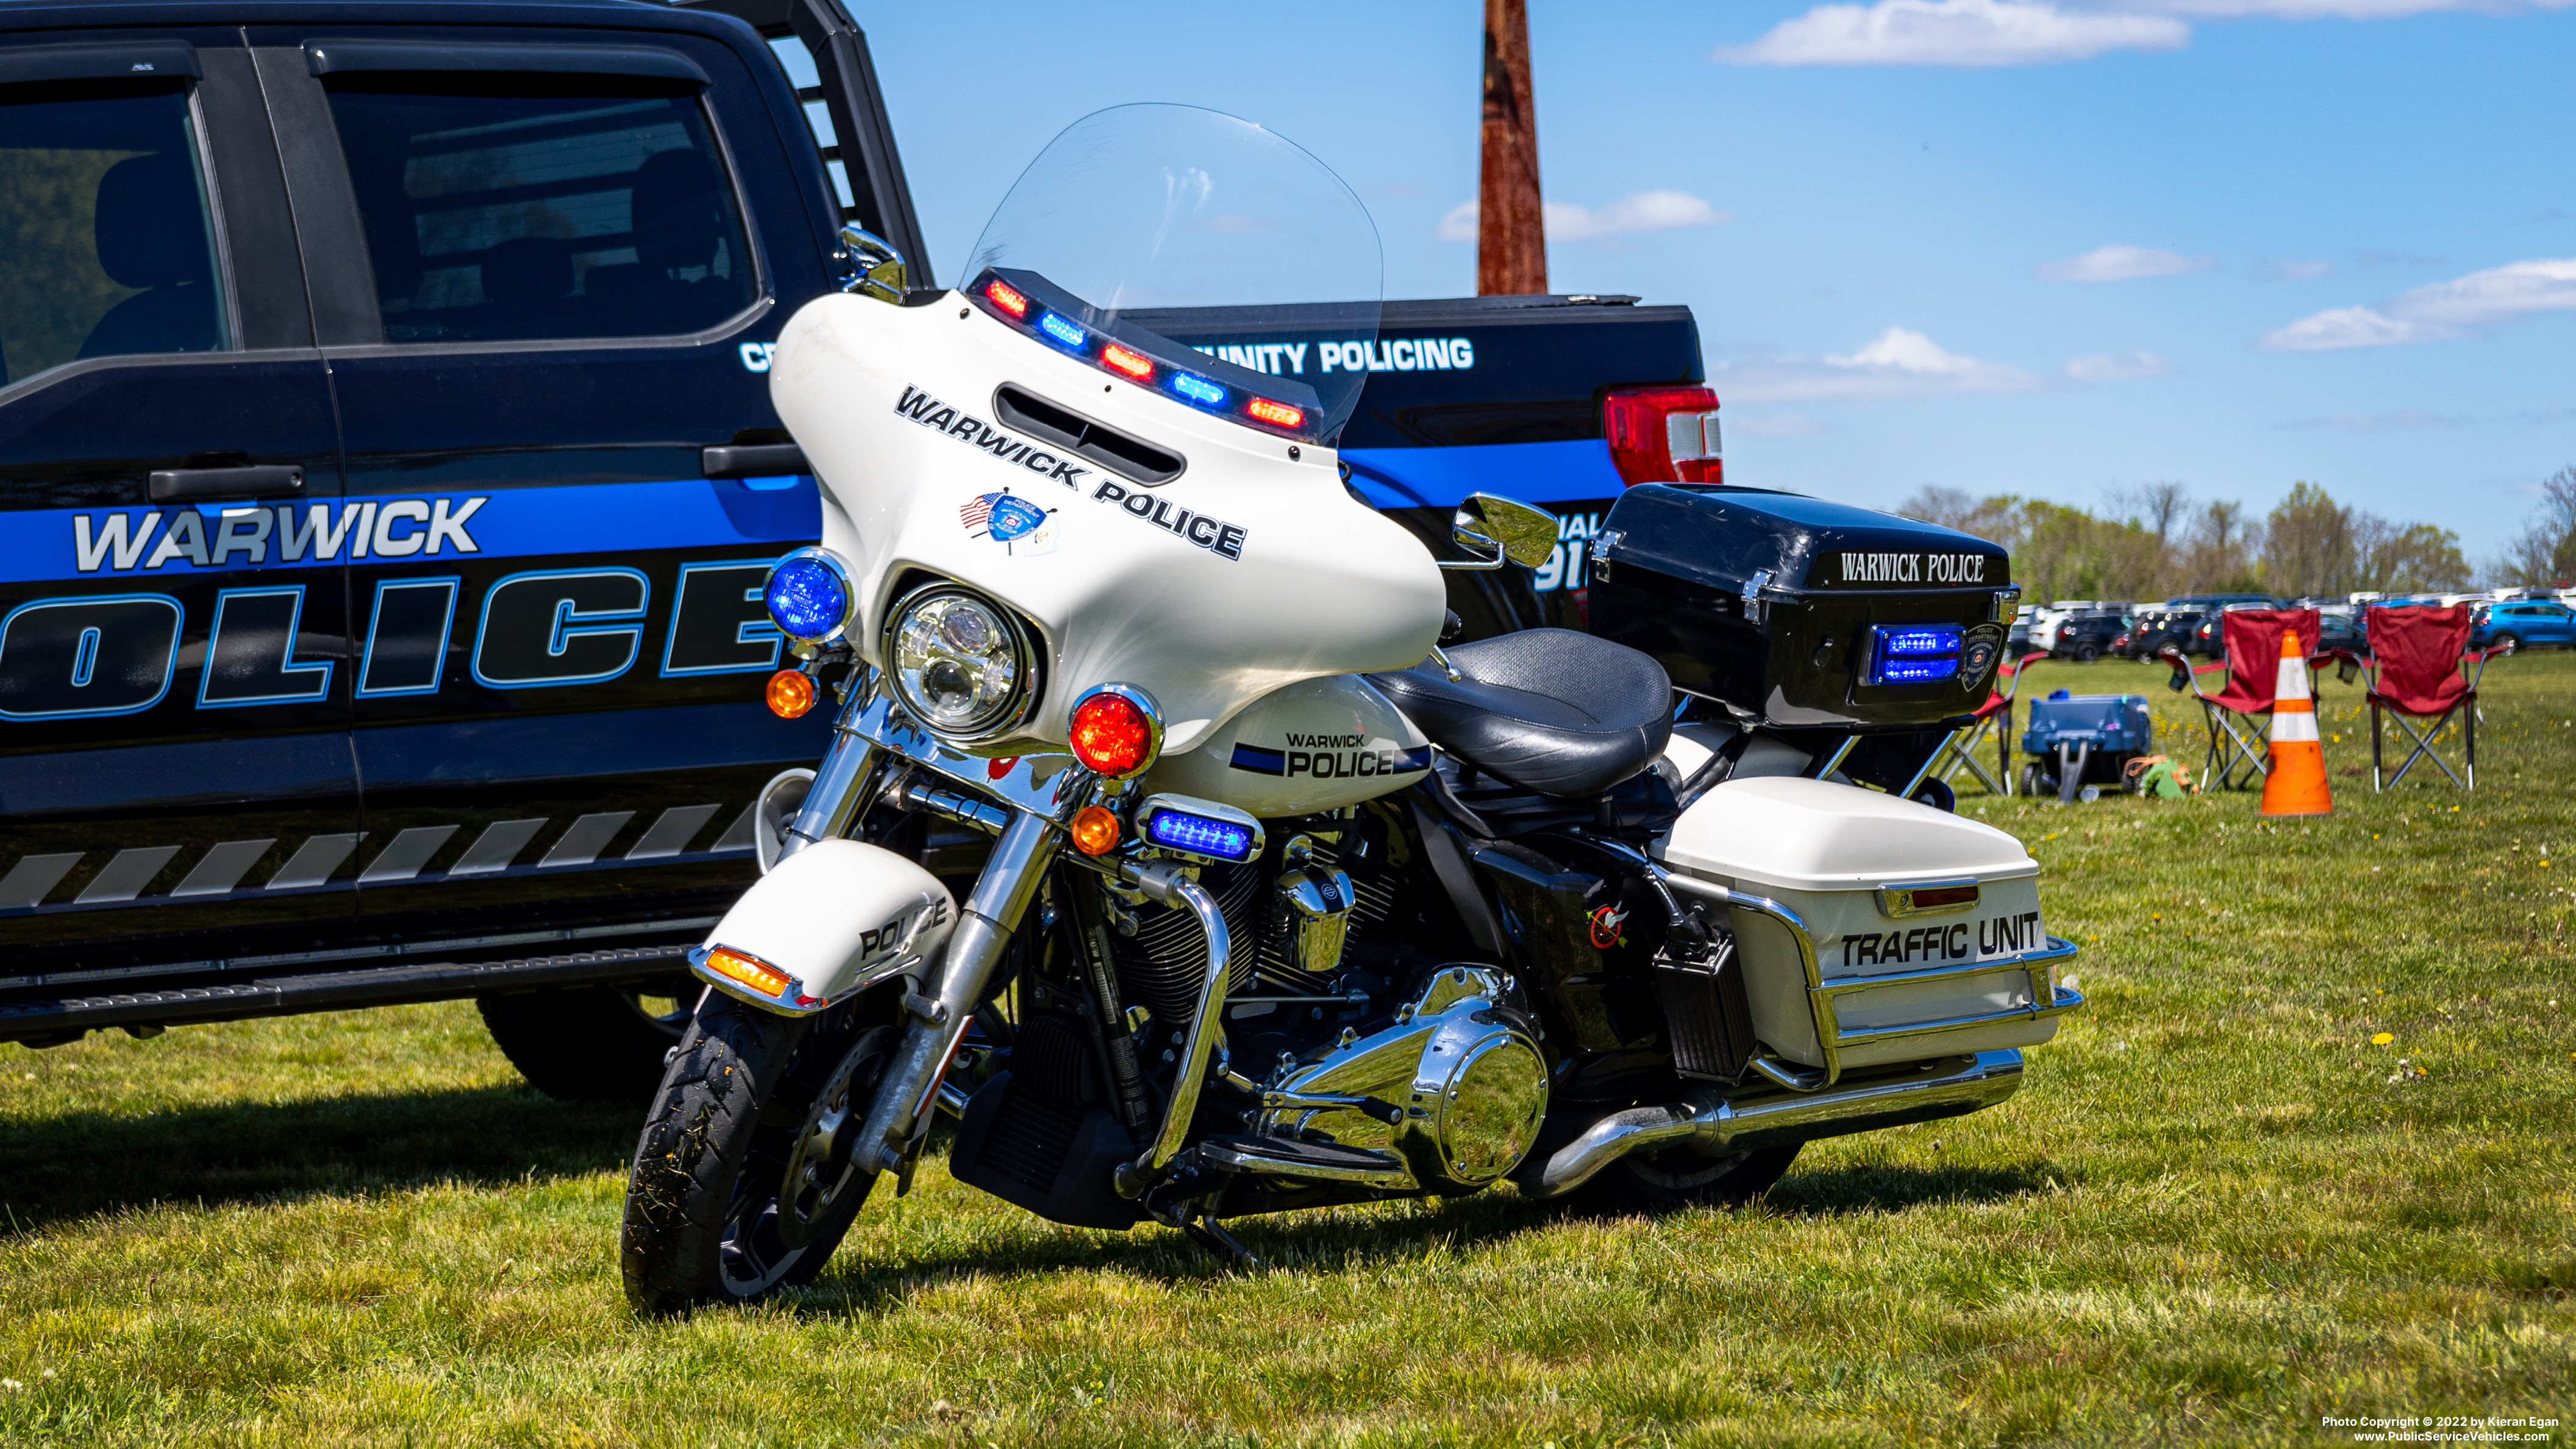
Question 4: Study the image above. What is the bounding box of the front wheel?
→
[2492,632,2521,653]
[621,995,894,1314]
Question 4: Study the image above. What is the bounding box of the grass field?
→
[3,652,2571,1447]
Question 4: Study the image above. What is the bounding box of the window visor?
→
[302,40,706,85]
[0,41,200,88]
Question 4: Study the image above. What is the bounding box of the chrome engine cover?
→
[1254,965,1549,1193]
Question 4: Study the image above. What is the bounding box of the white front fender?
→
[693,839,955,1015]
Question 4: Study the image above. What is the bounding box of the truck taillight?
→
[1602,386,1722,486]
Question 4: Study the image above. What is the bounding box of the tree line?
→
[1896,467,2575,605]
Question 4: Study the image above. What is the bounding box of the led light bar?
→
[1246,397,1303,429]
[1135,793,1264,864]
[1039,311,1088,349]
[963,267,1327,442]
[1863,623,1964,686]
[1101,343,1155,380]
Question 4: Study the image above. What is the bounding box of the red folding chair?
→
[1914,651,2047,797]
[2158,607,2321,790]
[2358,605,2508,790]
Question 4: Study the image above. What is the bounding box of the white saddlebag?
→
[1657,777,2075,1076]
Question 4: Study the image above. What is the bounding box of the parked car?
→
[2051,613,2128,662]
[0,0,1717,1091]
[2008,603,2036,655]
[2118,607,2205,660]
[2471,599,2576,652]
[2029,600,2131,655]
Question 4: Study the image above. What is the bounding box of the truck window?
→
[0,77,227,385]
[321,76,758,344]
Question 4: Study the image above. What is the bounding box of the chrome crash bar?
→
[1660,872,2083,1092]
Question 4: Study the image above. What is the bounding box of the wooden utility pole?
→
[1478,0,1546,296]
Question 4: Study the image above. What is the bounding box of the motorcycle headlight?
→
[885,585,1038,741]
[764,547,856,644]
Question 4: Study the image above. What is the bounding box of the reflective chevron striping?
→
[451,819,546,875]
[0,855,80,910]
[2,795,757,911]
[75,847,182,904]
[626,804,723,860]
[269,834,362,889]
[173,840,276,897]
[360,826,460,883]
[541,813,635,867]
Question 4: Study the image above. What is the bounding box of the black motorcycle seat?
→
[1367,628,1673,799]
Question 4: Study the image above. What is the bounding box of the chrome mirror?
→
[833,225,908,304]
[1441,493,1560,571]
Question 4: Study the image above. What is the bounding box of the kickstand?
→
[1177,1209,1268,1270]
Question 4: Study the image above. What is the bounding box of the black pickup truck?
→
[0,0,1714,1093]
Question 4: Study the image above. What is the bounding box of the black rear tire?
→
[478,981,695,1102]
[621,995,893,1315]
[2075,643,2101,663]
[1574,1142,1801,1213]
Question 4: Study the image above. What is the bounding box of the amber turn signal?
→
[701,945,794,999]
[1068,804,1122,856]
[766,668,817,719]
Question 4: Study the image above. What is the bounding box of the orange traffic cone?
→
[2260,628,2332,816]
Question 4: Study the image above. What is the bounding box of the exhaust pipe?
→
[1521,1049,2025,1200]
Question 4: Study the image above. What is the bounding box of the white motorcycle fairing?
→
[1142,672,1431,817]
[769,293,1448,758]
[694,839,957,1013]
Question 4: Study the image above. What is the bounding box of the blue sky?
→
[847,0,2575,561]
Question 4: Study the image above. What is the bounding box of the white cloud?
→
[1715,0,2569,69]
[2066,351,2178,380]
[2260,257,2576,350]
[1716,327,2039,401]
[1714,0,2189,66]
[2036,244,2216,282]
[1436,191,1729,244]
[2278,408,2464,432]
[2143,0,2570,18]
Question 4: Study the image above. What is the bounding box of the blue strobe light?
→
[1144,808,1256,861]
[1864,624,1964,685]
[1038,312,1089,350]
[765,552,851,642]
[1169,372,1227,407]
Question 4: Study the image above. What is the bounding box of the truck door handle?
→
[702,443,808,479]
[149,463,305,503]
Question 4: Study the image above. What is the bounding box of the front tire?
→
[621,995,894,1314]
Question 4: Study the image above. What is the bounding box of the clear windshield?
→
[961,104,1382,442]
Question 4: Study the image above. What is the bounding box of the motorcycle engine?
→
[1102,819,1549,1194]
[1256,963,1549,1192]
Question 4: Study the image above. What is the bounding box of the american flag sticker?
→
[960,491,1058,556]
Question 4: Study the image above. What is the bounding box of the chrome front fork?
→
[854,809,1060,1180]
[779,710,882,862]
[762,690,1066,1187]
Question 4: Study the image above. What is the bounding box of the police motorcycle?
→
[620,105,2084,1312]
